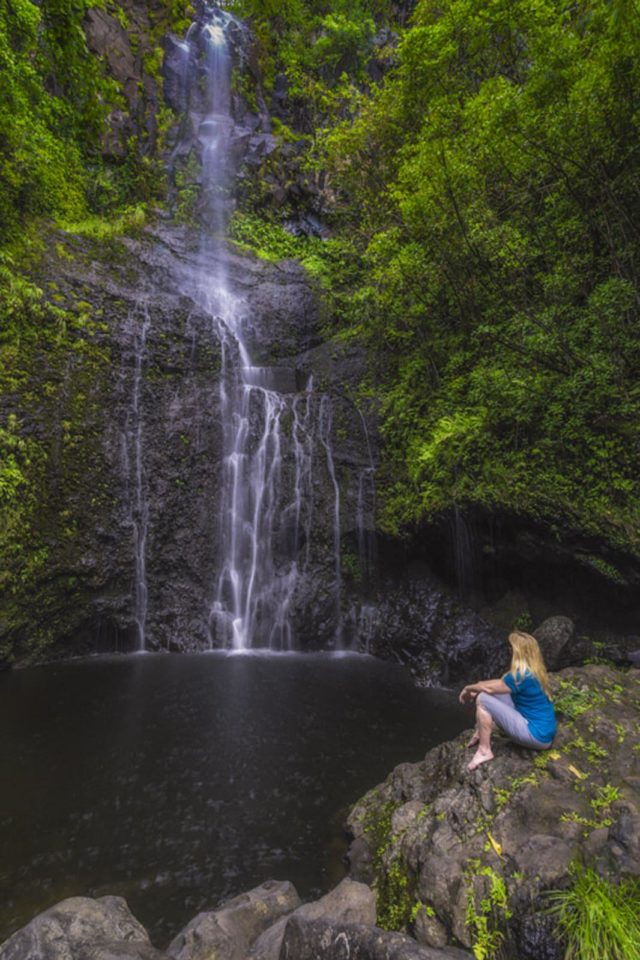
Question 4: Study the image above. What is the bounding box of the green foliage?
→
[230,212,307,260]
[560,782,620,833]
[323,0,640,553]
[464,860,512,960]
[61,204,147,240]
[376,854,414,931]
[555,681,606,720]
[227,0,392,128]
[0,0,180,242]
[357,799,416,931]
[229,211,358,292]
[0,0,126,238]
[546,864,640,960]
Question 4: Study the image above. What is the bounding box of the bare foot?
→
[467,731,480,748]
[468,749,494,772]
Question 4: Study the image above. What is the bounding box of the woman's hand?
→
[459,678,511,703]
[459,685,478,704]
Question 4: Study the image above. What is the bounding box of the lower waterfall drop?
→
[122,302,151,652]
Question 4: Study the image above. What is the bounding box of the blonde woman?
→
[459,631,557,772]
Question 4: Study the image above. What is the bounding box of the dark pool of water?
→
[0,652,467,947]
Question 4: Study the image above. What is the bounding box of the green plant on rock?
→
[546,864,640,960]
[562,735,607,765]
[464,860,512,960]
[360,799,416,932]
[493,771,538,813]
[589,784,620,819]
[560,783,621,834]
[555,682,606,720]
[376,851,414,932]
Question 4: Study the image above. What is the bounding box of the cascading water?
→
[175,5,376,652]
[122,302,151,651]
[319,396,343,648]
[176,7,318,651]
[355,406,377,590]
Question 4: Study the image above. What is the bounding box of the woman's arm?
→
[459,678,510,703]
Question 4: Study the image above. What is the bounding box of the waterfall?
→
[175,8,310,651]
[319,396,343,648]
[173,7,366,652]
[122,302,151,651]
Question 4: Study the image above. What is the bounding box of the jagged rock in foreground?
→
[346,665,640,960]
[0,896,161,960]
[248,877,376,960]
[167,879,300,960]
[280,917,471,960]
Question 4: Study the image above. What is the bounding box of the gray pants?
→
[477,692,552,749]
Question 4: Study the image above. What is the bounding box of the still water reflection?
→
[0,652,466,946]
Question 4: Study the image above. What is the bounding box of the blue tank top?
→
[504,669,557,743]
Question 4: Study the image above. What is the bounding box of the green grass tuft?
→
[546,864,640,960]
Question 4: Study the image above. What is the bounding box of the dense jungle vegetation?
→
[1,0,640,655]
[238,0,640,555]
[320,0,640,554]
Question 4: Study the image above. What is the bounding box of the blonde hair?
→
[508,631,552,697]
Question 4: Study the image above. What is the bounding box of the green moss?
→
[357,799,418,932]
[464,860,512,960]
[555,681,607,721]
[0,251,112,662]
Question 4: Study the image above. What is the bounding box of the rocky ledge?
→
[2,666,637,960]
[347,664,640,959]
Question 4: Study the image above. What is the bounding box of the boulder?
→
[534,616,575,668]
[79,947,169,960]
[279,917,472,960]
[167,880,300,960]
[249,879,376,960]
[0,896,151,960]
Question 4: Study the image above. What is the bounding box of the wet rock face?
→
[26,226,226,657]
[1,216,512,672]
[345,665,640,956]
[1,224,378,660]
[359,566,503,686]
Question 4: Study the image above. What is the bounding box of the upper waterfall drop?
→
[168,4,376,654]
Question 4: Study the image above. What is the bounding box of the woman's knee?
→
[477,692,490,707]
